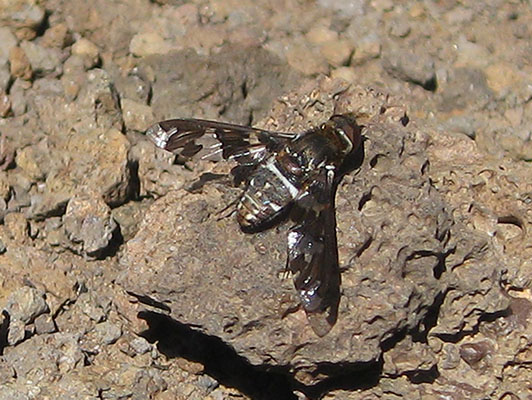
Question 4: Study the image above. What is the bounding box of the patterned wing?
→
[146,118,298,166]
[287,166,341,337]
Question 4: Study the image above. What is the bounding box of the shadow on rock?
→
[139,311,383,400]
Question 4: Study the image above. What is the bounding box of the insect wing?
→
[146,118,298,166]
[287,167,340,336]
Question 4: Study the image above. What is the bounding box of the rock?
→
[0,386,30,400]
[319,39,353,67]
[143,45,302,125]
[43,216,67,247]
[74,68,123,132]
[317,0,368,16]
[33,314,56,335]
[0,0,530,398]
[0,27,18,64]
[121,98,154,132]
[330,66,358,83]
[351,33,382,65]
[285,40,328,75]
[62,54,85,75]
[132,369,167,398]
[92,321,122,345]
[459,341,491,367]
[484,62,524,96]
[30,127,131,219]
[4,286,49,324]
[388,17,411,38]
[41,23,71,48]
[440,342,461,370]
[305,25,338,45]
[436,67,493,114]
[0,90,10,116]
[0,171,10,200]
[19,40,62,77]
[8,46,32,80]
[60,55,85,100]
[197,374,219,393]
[63,192,118,258]
[444,4,474,25]
[0,63,10,92]
[14,140,52,181]
[113,72,151,104]
[7,78,28,115]
[131,139,187,198]
[76,291,110,323]
[120,80,452,384]
[3,212,30,245]
[0,1,45,40]
[0,359,15,385]
[3,333,83,382]
[129,32,172,57]
[130,336,152,355]
[183,25,225,55]
[383,337,438,376]
[382,44,437,90]
[7,319,26,346]
[453,36,491,69]
[372,0,394,12]
[111,200,149,242]
[29,259,78,316]
[71,38,100,69]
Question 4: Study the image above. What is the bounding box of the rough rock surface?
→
[119,77,515,395]
[63,191,118,258]
[120,80,453,384]
[0,0,531,399]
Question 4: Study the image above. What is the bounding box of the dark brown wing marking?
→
[146,118,298,166]
[287,166,340,337]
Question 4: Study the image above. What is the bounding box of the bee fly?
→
[146,114,362,336]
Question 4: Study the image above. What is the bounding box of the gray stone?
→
[0,0,530,398]
[130,337,152,355]
[29,127,131,219]
[143,45,302,126]
[71,38,100,69]
[63,192,118,258]
[8,79,28,116]
[0,27,17,64]
[121,98,154,132]
[4,286,49,324]
[93,321,122,345]
[0,62,10,92]
[33,314,56,335]
[5,3,45,33]
[197,374,219,392]
[382,44,437,90]
[113,72,151,104]
[19,41,62,77]
[129,32,172,57]
[0,386,30,400]
[120,80,453,383]
[77,292,108,323]
[7,319,26,346]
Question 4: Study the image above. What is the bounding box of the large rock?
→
[120,78,503,386]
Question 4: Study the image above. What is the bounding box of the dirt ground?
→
[0,0,531,399]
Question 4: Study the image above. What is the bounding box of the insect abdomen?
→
[237,158,300,230]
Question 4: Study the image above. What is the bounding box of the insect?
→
[146,114,362,336]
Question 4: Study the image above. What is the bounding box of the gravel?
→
[0,0,530,399]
